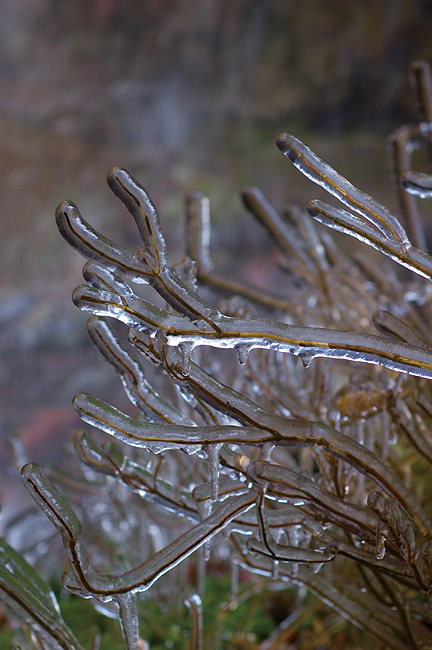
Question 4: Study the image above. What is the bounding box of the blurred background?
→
[1,0,432,510]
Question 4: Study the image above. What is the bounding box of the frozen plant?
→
[4,61,432,649]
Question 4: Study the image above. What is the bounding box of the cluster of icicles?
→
[10,62,432,649]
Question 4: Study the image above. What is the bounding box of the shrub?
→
[3,61,432,649]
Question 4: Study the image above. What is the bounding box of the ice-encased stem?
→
[276,132,409,244]
[185,593,203,650]
[73,392,432,537]
[76,265,432,380]
[0,537,85,650]
[58,159,432,386]
[22,463,255,599]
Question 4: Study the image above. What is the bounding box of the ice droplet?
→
[298,349,316,368]
[235,343,251,365]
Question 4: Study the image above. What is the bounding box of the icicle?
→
[197,498,212,562]
[272,528,283,579]
[196,498,211,521]
[230,559,239,601]
[260,442,275,461]
[197,545,208,594]
[179,341,195,376]
[309,561,324,574]
[116,592,140,650]
[206,444,222,501]
[288,525,300,548]
[235,343,251,365]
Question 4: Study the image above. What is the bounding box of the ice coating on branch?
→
[21,463,82,540]
[0,536,86,650]
[276,132,409,244]
[55,201,149,283]
[22,466,255,602]
[107,167,168,275]
[185,592,203,650]
[184,191,213,272]
[403,170,432,198]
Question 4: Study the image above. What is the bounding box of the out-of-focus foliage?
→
[5,0,432,132]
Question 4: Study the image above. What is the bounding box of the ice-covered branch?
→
[21,464,255,599]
